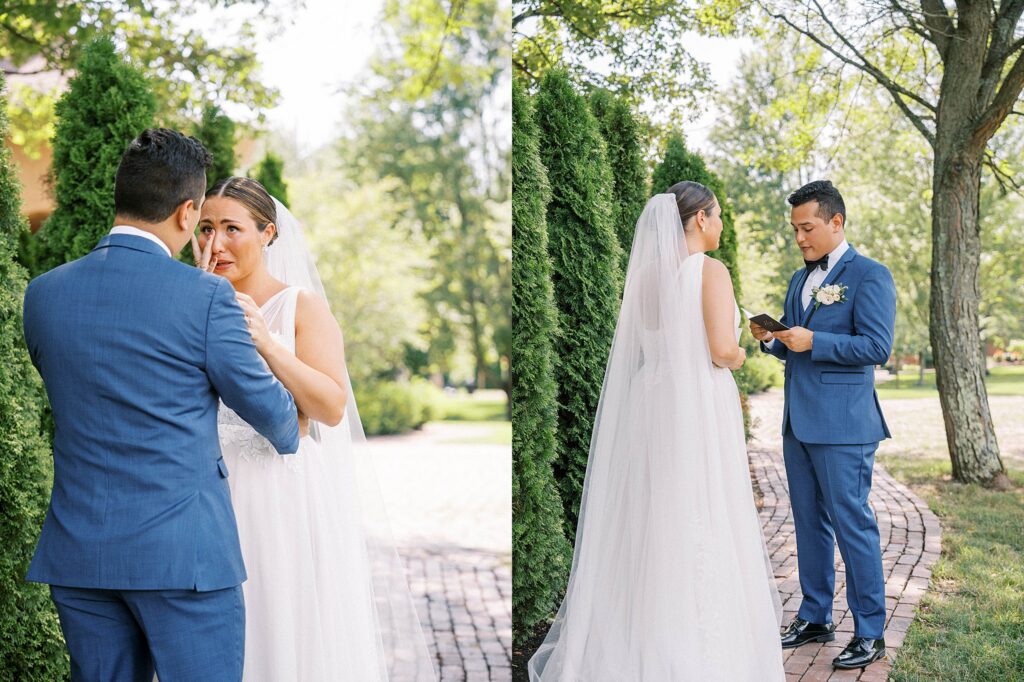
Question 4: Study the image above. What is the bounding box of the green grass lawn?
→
[431,389,510,445]
[437,421,512,445]
[878,365,1024,400]
[878,455,1024,681]
[436,390,509,421]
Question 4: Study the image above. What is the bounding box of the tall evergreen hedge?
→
[0,75,69,681]
[535,71,621,540]
[589,90,648,279]
[253,151,290,207]
[511,80,571,642]
[652,134,778,434]
[194,104,236,190]
[651,134,740,298]
[32,37,156,275]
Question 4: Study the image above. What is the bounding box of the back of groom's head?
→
[114,128,213,223]
[787,180,846,228]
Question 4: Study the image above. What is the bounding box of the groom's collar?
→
[825,238,850,270]
[98,226,173,258]
[109,225,172,257]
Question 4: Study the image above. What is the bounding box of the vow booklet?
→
[741,308,790,332]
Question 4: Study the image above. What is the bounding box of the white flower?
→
[811,282,848,309]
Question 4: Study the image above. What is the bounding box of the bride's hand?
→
[191,231,218,273]
[234,292,274,355]
[728,347,747,371]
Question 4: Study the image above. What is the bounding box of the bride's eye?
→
[199,226,213,234]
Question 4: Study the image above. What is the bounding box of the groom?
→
[750,180,895,671]
[22,128,300,681]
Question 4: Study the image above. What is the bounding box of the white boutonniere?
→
[811,283,848,309]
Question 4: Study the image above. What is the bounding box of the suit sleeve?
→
[22,278,40,369]
[204,278,301,455]
[760,274,796,361]
[811,266,896,367]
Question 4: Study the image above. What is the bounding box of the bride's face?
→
[197,196,274,282]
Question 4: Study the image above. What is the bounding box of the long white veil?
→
[529,194,783,681]
[267,199,437,681]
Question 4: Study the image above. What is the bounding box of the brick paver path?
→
[749,390,942,681]
[367,421,512,681]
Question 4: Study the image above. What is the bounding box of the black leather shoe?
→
[780,617,836,649]
[832,637,886,669]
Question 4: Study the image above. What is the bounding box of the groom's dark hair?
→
[114,128,213,223]
[787,180,846,228]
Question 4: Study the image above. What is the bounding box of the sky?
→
[678,34,753,152]
[242,0,386,154]
[249,5,746,155]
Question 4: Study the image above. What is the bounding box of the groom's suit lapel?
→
[788,268,810,323]
[801,245,858,327]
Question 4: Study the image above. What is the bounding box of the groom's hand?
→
[749,321,774,342]
[774,326,813,352]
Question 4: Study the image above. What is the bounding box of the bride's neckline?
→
[258,286,294,310]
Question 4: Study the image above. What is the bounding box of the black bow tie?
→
[804,256,829,272]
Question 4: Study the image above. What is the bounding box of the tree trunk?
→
[929,148,1009,487]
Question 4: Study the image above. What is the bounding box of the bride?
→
[192,177,437,681]
[528,184,785,681]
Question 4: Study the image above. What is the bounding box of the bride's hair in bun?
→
[206,176,279,246]
[667,181,716,231]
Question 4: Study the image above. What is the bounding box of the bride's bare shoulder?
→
[294,289,336,332]
[701,255,731,280]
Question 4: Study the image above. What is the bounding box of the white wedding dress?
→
[216,200,437,682]
[528,195,785,681]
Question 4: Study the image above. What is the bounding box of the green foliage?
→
[733,345,783,395]
[651,134,741,298]
[29,37,155,275]
[290,152,428,388]
[343,0,510,392]
[707,36,834,315]
[194,104,236,190]
[355,379,441,436]
[5,82,58,160]
[589,89,648,279]
[252,152,289,207]
[710,36,1024,360]
[513,0,747,121]
[0,73,69,681]
[1,1,285,132]
[535,70,621,539]
[511,79,571,641]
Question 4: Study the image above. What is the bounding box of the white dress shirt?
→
[763,239,849,349]
[800,238,849,310]
[109,225,172,258]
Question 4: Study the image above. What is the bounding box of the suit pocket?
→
[217,456,229,478]
[820,371,864,385]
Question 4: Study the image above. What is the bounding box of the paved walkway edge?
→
[750,446,942,682]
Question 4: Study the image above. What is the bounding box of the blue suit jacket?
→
[761,245,895,445]
[23,234,300,591]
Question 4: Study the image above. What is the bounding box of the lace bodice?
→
[218,287,301,460]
